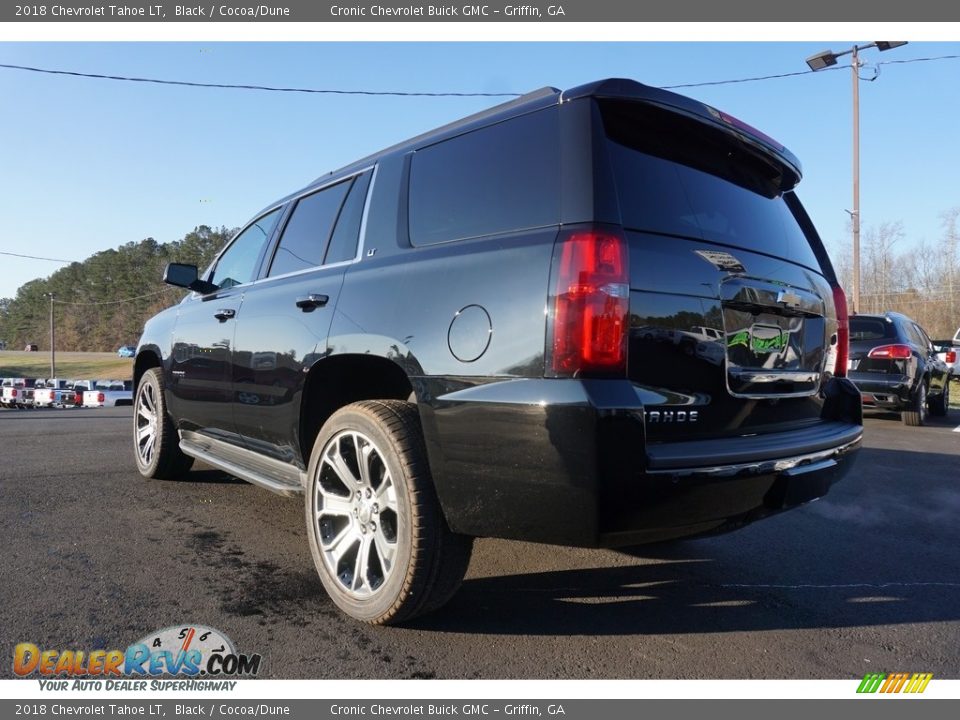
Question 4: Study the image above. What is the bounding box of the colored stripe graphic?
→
[857,673,886,693]
[911,673,934,693]
[857,672,932,693]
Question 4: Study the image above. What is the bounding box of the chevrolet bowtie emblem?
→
[777,290,802,308]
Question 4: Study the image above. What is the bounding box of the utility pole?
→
[851,44,861,314]
[805,41,907,315]
[46,293,56,379]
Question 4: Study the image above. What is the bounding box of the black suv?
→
[133,78,862,625]
[848,312,950,425]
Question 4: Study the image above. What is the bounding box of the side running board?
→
[180,431,305,496]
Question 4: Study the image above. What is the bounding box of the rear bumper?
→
[849,372,913,409]
[418,376,863,547]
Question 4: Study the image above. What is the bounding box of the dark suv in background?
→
[133,78,862,625]
[848,312,950,425]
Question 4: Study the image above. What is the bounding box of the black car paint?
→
[136,78,862,548]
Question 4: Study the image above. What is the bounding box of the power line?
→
[1,54,958,98]
[0,62,522,97]
[878,54,960,67]
[53,287,180,306]
[0,250,76,263]
[662,66,847,89]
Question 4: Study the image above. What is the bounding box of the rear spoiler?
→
[562,78,802,190]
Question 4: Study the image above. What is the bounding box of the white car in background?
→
[933,340,958,379]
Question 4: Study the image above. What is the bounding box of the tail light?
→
[547,226,630,377]
[869,344,912,360]
[11,389,17,398]
[947,350,957,364]
[97,392,105,403]
[832,285,849,378]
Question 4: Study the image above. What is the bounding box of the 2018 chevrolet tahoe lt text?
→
[133,79,863,624]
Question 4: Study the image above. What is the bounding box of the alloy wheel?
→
[313,431,399,599]
[135,382,159,467]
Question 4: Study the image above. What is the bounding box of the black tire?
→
[901,382,927,426]
[133,368,194,479]
[929,378,949,417]
[305,400,473,625]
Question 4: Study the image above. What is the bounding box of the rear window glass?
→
[408,109,560,246]
[600,100,821,271]
[850,317,896,341]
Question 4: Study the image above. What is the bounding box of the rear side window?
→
[600,100,821,271]
[904,322,929,350]
[269,179,352,278]
[850,317,896,341]
[325,171,372,265]
[408,109,560,246]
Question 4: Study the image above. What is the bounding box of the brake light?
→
[869,344,912,360]
[11,389,17,398]
[947,350,957,364]
[832,285,849,378]
[97,392,105,403]
[548,226,629,376]
[716,110,785,152]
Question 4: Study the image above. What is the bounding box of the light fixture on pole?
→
[805,41,907,314]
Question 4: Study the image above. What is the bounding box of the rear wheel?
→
[929,378,949,417]
[305,400,473,625]
[133,368,194,479]
[901,382,927,426]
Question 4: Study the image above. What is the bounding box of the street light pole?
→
[851,45,860,314]
[805,41,907,315]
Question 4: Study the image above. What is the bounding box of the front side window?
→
[210,207,282,289]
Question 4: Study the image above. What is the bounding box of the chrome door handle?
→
[214,308,236,322]
[296,294,329,311]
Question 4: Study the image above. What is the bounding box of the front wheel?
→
[133,368,194,478]
[305,400,473,625]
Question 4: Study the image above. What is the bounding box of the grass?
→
[0,351,132,380]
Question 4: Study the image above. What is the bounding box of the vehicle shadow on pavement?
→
[411,556,960,636]
[411,445,960,636]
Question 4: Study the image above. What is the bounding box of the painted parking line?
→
[954,424,960,433]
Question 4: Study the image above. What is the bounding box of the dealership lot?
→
[1,406,958,679]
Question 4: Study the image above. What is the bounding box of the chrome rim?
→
[920,384,928,421]
[135,382,159,467]
[313,431,399,599]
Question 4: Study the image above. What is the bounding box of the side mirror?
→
[163,263,217,295]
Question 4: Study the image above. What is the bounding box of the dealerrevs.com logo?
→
[857,672,934,694]
[14,625,261,689]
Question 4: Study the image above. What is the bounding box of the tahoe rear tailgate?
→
[598,98,844,443]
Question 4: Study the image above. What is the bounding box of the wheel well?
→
[299,355,414,464]
[134,351,161,391]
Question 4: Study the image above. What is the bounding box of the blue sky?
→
[1,41,958,300]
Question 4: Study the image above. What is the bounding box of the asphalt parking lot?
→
[1,404,958,679]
